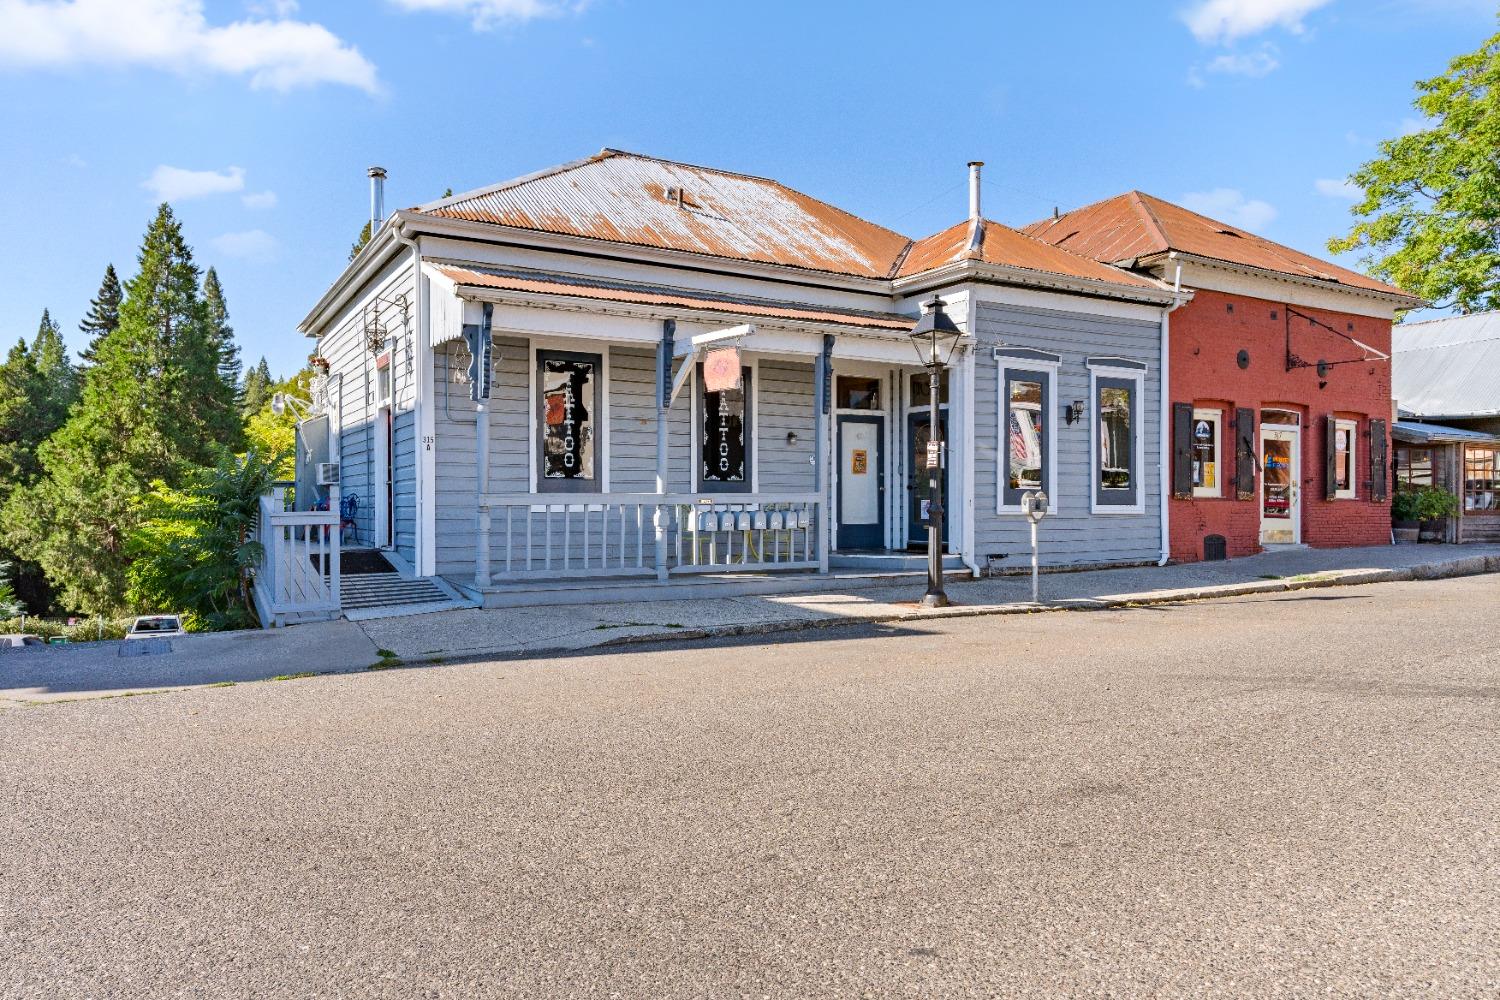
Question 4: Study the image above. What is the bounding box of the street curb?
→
[582,554,1500,653]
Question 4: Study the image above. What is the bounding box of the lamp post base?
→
[920,590,949,609]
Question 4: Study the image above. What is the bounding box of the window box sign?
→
[699,364,750,492]
[538,352,599,487]
[702,347,742,393]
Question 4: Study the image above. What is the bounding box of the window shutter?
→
[1172,403,1193,499]
[1324,414,1338,501]
[1370,418,1388,502]
[1234,407,1256,500]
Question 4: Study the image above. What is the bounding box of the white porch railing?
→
[252,486,342,626]
[477,492,823,583]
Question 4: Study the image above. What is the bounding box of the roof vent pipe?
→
[368,166,387,230]
[967,161,984,221]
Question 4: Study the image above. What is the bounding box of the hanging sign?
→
[925,440,941,469]
[702,347,742,393]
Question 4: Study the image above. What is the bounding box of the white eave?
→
[1140,250,1424,310]
[893,257,1180,307]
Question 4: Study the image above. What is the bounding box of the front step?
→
[828,551,966,573]
[341,572,458,610]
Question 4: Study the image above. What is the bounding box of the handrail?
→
[479,491,821,505]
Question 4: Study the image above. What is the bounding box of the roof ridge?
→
[1127,191,1173,256]
[415,150,618,213]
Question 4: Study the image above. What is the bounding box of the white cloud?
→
[1180,188,1278,232]
[241,190,278,209]
[389,0,575,30]
[1205,46,1280,77]
[143,165,245,201]
[1180,0,1333,44]
[0,0,378,93]
[209,229,278,262]
[1315,178,1361,200]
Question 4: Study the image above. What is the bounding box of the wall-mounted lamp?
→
[1064,400,1085,425]
[786,431,799,446]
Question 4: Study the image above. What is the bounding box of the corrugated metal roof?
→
[435,264,915,331]
[1392,419,1500,445]
[421,149,911,279]
[1393,311,1500,417]
[1022,191,1417,301]
[898,218,1162,288]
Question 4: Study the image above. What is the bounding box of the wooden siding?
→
[973,300,1163,566]
[321,257,416,552]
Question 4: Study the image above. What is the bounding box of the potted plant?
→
[308,353,330,374]
[1393,485,1458,542]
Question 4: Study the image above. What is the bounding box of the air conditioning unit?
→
[316,462,341,486]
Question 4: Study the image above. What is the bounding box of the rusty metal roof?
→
[898,218,1161,289]
[1022,191,1417,300]
[435,264,915,331]
[420,149,912,279]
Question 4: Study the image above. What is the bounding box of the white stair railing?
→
[251,486,342,627]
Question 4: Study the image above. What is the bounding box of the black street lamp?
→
[908,296,964,607]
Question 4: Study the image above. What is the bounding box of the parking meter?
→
[1021,490,1048,602]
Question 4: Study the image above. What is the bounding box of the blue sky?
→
[0,0,1493,377]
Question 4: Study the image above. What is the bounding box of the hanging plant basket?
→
[308,354,330,373]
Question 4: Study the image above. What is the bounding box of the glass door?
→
[1260,425,1300,545]
[907,411,949,549]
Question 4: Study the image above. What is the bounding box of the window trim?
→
[1191,406,1224,499]
[692,359,756,494]
[533,346,607,495]
[1088,361,1146,515]
[996,352,1059,515]
[1334,417,1358,499]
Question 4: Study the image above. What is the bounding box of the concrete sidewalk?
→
[3,544,1497,705]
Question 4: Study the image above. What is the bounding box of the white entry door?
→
[1260,424,1301,545]
[837,416,883,549]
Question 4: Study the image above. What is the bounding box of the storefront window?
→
[1395,446,1433,487]
[1192,408,1221,497]
[1007,378,1044,493]
[1098,385,1133,490]
[700,366,751,491]
[836,376,880,410]
[1464,446,1498,511]
[1334,419,1357,499]
[537,351,599,491]
[910,371,949,408]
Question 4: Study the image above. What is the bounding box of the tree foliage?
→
[241,356,273,416]
[3,204,244,614]
[1329,25,1500,311]
[349,220,372,261]
[127,449,284,630]
[79,263,122,365]
[202,267,243,403]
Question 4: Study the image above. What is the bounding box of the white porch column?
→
[654,320,674,581]
[473,303,494,588]
[814,334,833,574]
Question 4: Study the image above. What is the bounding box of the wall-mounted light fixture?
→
[1064,400,1085,425]
[786,431,799,446]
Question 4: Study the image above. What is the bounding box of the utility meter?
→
[1021,490,1049,523]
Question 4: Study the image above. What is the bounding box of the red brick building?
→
[1027,192,1421,562]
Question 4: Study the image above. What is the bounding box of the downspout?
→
[1158,254,1186,566]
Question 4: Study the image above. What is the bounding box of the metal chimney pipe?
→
[967,161,984,221]
[368,166,387,230]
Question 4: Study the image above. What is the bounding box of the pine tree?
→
[3,204,243,613]
[349,220,372,261]
[241,356,273,416]
[79,263,122,365]
[201,267,243,405]
[31,308,78,430]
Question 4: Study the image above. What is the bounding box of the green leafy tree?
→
[1329,25,1500,311]
[4,205,244,613]
[349,220,372,261]
[0,561,21,619]
[79,263,122,365]
[241,356,273,416]
[127,449,284,630]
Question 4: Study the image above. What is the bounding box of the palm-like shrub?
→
[126,449,284,630]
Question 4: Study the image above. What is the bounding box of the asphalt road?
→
[2,576,1496,998]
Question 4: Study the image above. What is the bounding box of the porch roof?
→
[433,264,916,333]
[1392,420,1500,446]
